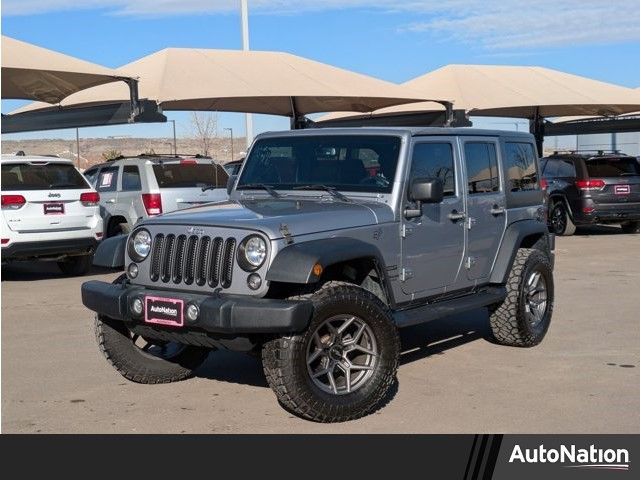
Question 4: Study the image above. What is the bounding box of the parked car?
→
[540,151,640,235]
[223,158,244,177]
[82,127,554,422]
[1,154,103,275]
[83,155,229,237]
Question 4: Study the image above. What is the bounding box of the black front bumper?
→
[81,280,313,335]
[2,237,98,260]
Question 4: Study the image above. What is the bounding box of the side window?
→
[541,159,559,178]
[96,166,119,192]
[410,143,456,197]
[83,168,100,186]
[463,142,500,194]
[121,165,142,191]
[504,143,538,191]
[557,159,576,177]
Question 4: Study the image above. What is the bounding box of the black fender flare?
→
[266,237,388,285]
[93,234,127,268]
[490,220,552,284]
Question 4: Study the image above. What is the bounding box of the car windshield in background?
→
[237,135,402,194]
[586,157,640,177]
[152,163,229,189]
[1,163,88,191]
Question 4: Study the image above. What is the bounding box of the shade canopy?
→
[2,36,128,104]
[13,47,434,118]
[319,65,640,124]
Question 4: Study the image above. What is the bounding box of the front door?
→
[461,138,507,280]
[401,139,466,296]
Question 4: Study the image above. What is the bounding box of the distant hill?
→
[1,136,247,170]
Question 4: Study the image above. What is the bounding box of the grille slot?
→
[221,238,236,289]
[147,232,239,290]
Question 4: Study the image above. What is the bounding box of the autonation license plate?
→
[615,185,631,195]
[44,202,65,215]
[144,296,184,327]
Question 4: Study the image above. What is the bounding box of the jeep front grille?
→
[149,234,236,289]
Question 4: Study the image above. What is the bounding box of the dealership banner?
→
[0,434,636,478]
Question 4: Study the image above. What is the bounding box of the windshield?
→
[586,157,640,177]
[237,135,402,194]
[152,163,229,189]
[1,163,89,191]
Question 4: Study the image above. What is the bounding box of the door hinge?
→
[401,224,414,238]
[465,256,477,269]
[400,268,414,282]
[465,216,477,230]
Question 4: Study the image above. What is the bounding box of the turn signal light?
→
[539,179,548,190]
[80,191,100,206]
[1,195,26,209]
[142,193,163,215]
[575,179,605,191]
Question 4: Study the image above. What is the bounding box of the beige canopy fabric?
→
[13,48,433,117]
[319,65,640,123]
[2,36,126,104]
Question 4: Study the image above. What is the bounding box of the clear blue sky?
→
[2,0,639,142]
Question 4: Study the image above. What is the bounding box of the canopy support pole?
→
[289,96,312,129]
[529,107,545,155]
[120,77,141,121]
[434,101,454,127]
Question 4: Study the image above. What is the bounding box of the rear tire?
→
[549,201,576,236]
[262,282,399,423]
[489,248,554,347]
[57,254,93,276]
[621,221,640,234]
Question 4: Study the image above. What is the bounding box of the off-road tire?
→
[489,248,554,347]
[57,254,93,276]
[262,282,400,423]
[550,201,576,236]
[94,276,210,384]
[621,221,640,234]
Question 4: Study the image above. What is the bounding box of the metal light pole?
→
[169,119,177,155]
[75,128,80,168]
[224,128,234,161]
[240,0,253,149]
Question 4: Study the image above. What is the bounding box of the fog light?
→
[127,263,139,278]
[132,297,143,316]
[247,273,262,290]
[187,304,200,322]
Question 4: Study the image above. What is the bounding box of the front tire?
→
[621,221,640,234]
[262,282,399,423]
[489,248,554,347]
[57,254,93,276]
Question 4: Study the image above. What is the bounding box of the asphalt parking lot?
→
[2,225,639,433]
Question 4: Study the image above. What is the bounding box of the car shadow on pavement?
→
[1,261,116,281]
[399,308,492,366]
[195,350,269,388]
[574,224,625,236]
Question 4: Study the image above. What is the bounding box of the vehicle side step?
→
[392,286,507,329]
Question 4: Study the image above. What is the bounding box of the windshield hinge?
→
[280,223,294,245]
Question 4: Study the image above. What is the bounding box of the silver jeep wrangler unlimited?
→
[82,127,555,422]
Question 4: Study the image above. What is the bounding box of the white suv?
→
[83,155,229,237]
[1,154,103,275]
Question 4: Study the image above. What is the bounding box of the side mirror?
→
[226,175,238,195]
[405,177,444,218]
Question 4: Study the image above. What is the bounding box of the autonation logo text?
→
[509,444,630,471]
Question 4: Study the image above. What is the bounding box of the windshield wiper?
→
[236,183,281,198]
[292,184,351,202]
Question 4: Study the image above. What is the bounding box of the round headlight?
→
[129,229,152,261]
[238,235,267,271]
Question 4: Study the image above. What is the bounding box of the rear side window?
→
[541,159,558,178]
[96,167,119,192]
[83,167,100,186]
[586,157,640,177]
[504,143,538,191]
[410,143,456,197]
[121,166,142,191]
[1,163,88,191]
[464,142,500,194]
[152,163,228,189]
[557,160,576,177]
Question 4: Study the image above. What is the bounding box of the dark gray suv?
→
[82,127,555,422]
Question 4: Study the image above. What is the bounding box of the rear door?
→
[461,138,507,280]
[95,166,119,207]
[585,157,640,209]
[1,161,95,232]
[151,160,229,212]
